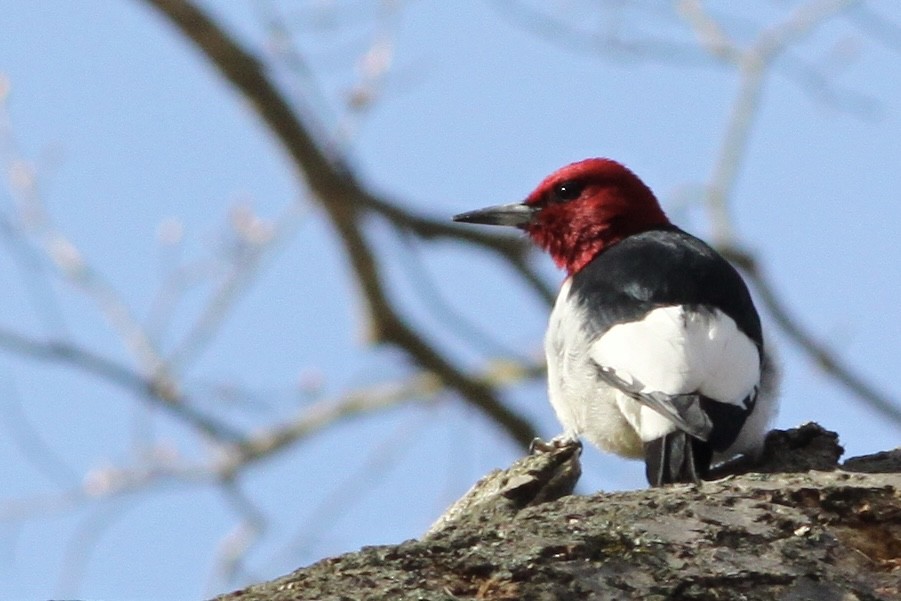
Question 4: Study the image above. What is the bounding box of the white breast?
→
[545,280,643,457]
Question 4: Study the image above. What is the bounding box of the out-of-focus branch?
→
[165,203,305,369]
[0,383,80,486]
[0,459,213,521]
[57,501,133,597]
[720,247,901,424]
[0,327,243,441]
[679,0,901,425]
[141,0,540,449]
[0,350,543,523]
[494,0,711,65]
[227,373,442,470]
[264,409,433,572]
[358,194,556,305]
[206,481,267,595]
[222,355,546,473]
[0,80,70,338]
[846,3,901,52]
[680,0,861,242]
[0,96,191,427]
[678,1,879,121]
[2,159,175,387]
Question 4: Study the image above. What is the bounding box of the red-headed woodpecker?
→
[453,158,777,486]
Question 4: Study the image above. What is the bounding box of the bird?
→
[453,158,777,486]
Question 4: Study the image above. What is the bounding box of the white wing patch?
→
[590,306,760,442]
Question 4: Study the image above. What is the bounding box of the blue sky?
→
[0,2,899,599]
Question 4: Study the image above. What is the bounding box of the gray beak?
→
[452,202,537,228]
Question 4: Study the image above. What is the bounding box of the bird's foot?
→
[530,435,582,455]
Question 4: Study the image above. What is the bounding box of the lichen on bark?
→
[213,424,901,601]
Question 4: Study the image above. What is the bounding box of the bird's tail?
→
[643,432,712,486]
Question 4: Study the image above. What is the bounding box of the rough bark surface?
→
[214,424,900,600]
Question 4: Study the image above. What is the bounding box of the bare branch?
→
[681,0,862,242]
[141,0,540,449]
[0,383,80,486]
[0,327,243,441]
[206,481,267,593]
[165,203,306,369]
[0,103,186,417]
[394,233,538,361]
[0,462,208,522]
[358,194,556,305]
[0,487,86,522]
[0,214,70,338]
[675,1,901,423]
[845,4,901,53]
[267,410,430,568]
[676,0,742,62]
[777,52,882,120]
[56,501,134,598]
[720,246,901,425]
[227,372,441,469]
[493,0,712,65]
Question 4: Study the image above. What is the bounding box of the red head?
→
[454,158,670,274]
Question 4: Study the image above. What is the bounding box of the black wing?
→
[569,226,762,347]
[574,227,763,485]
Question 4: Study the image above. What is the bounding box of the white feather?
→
[545,280,773,460]
[591,306,760,406]
[546,279,643,457]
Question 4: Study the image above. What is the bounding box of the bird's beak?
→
[452,202,537,228]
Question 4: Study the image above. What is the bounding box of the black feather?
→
[644,432,713,486]
[570,226,763,485]
[701,393,757,452]
[569,226,762,347]
[596,363,757,482]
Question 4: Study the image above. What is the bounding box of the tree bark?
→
[213,424,901,600]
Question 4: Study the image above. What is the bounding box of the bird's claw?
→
[530,436,582,455]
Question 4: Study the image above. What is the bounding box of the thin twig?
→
[0,327,243,441]
[494,0,712,65]
[166,203,305,368]
[268,408,429,568]
[720,246,901,424]
[141,0,540,449]
[0,381,81,486]
[207,480,267,593]
[227,372,442,469]
[681,0,861,242]
[56,500,134,598]
[0,106,181,407]
[680,0,900,424]
[845,4,901,53]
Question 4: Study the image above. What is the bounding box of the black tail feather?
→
[644,432,712,486]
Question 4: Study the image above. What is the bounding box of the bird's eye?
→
[551,180,585,203]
